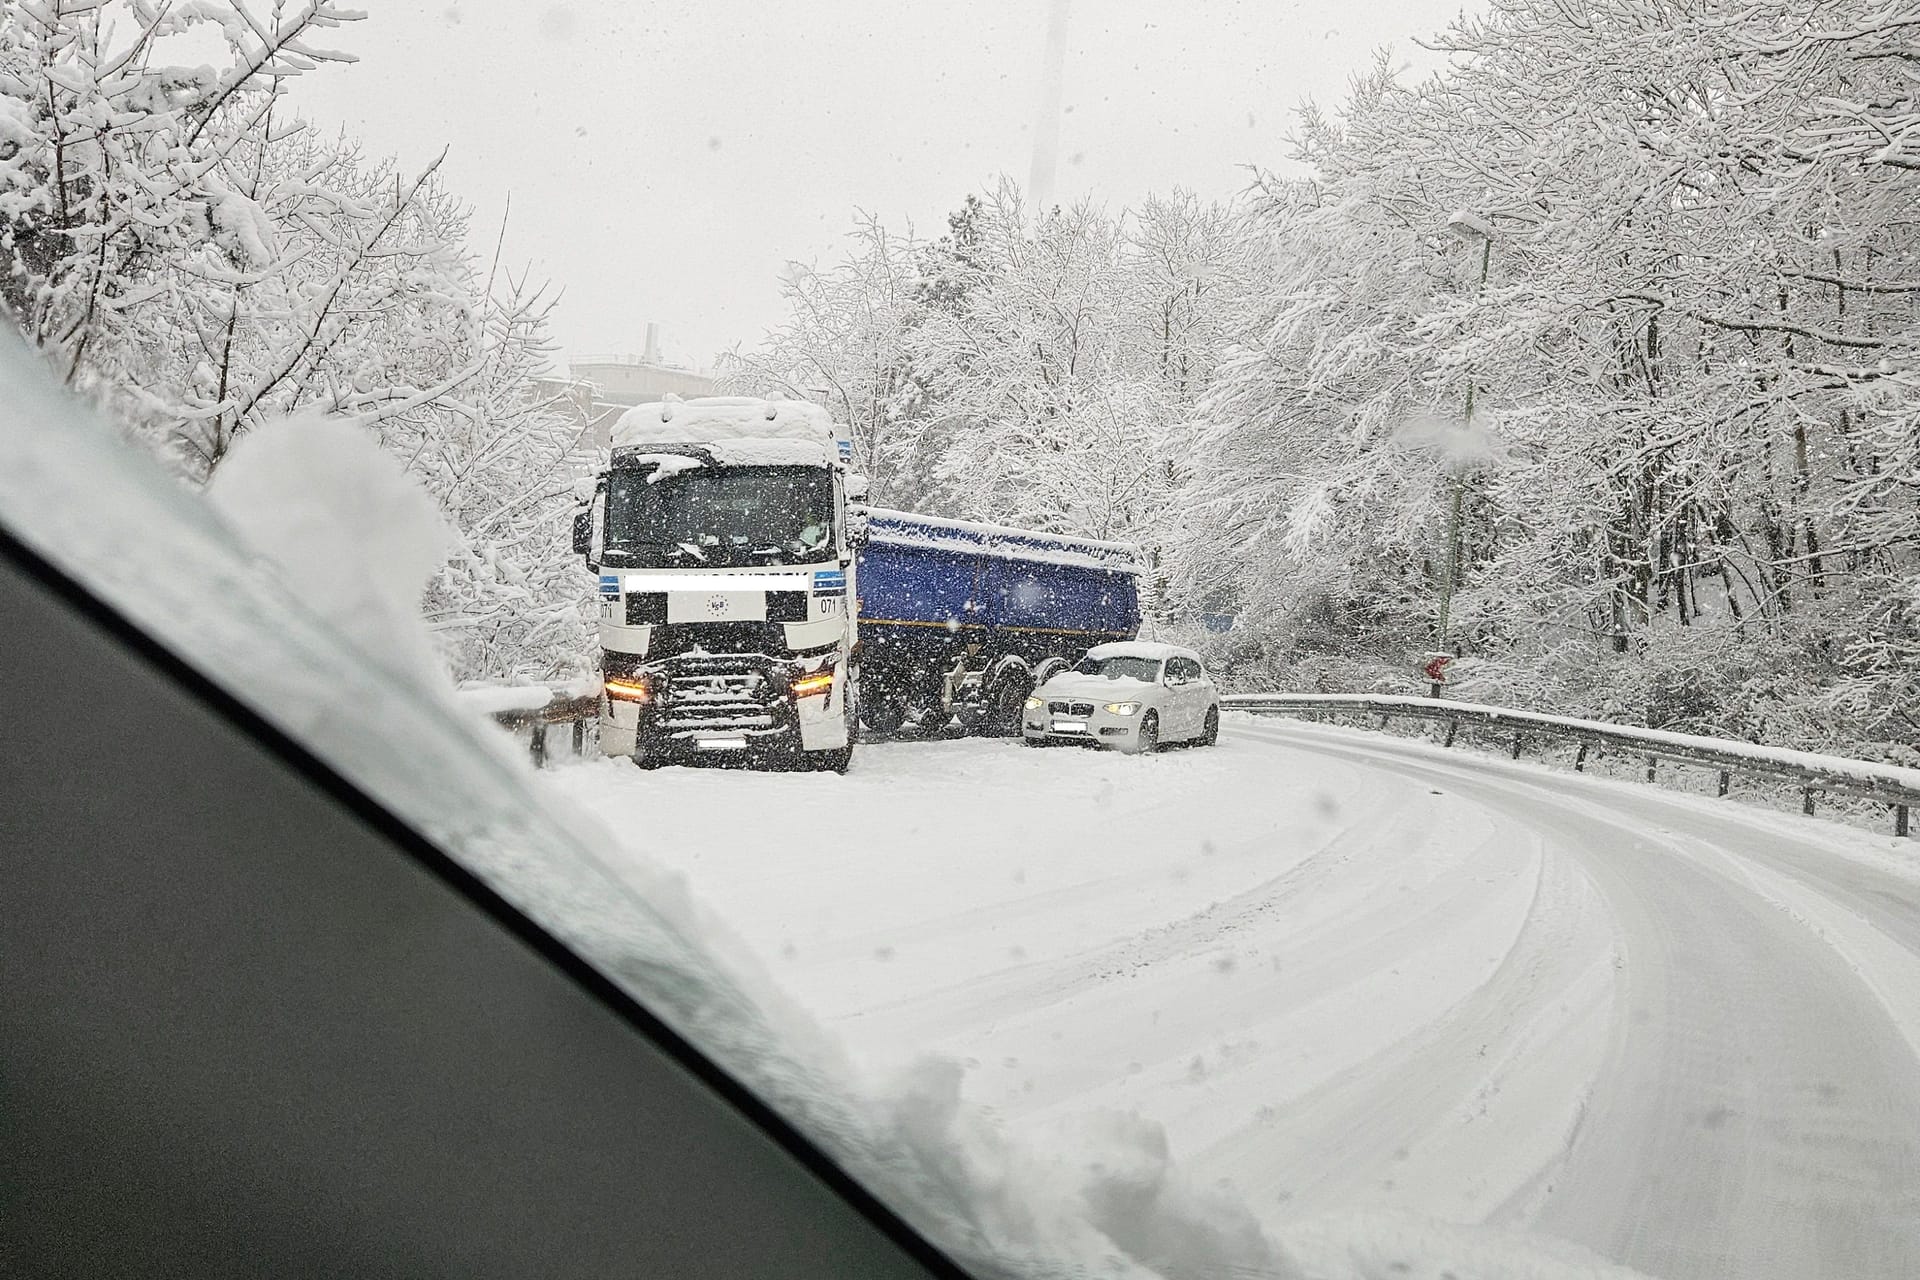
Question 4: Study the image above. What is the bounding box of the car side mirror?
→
[572,508,592,556]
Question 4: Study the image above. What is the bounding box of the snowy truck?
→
[574,396,1141,770]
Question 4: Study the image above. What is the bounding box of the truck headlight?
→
[605,675,651,703]
[1024,696,1045,711]
[791,671,835,698]
[1103,701,1141,715]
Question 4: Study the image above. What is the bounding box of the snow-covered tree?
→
[1184,0,1920,752]
[718,212,934,505]
[730,180,1266,621]
[1,2,593,682]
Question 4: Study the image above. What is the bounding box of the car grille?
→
[1048,701,1095,717]
[658,657,781,737]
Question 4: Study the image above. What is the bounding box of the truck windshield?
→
[602,465,834,568]
[1074,655,1161,682]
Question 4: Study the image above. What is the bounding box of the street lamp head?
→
[1446,209,1498,241]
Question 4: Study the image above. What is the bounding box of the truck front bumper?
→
[601,654,850,762]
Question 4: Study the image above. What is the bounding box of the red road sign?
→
[1423,654,1453,683]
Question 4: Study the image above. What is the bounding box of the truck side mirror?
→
[846,473,870,503]
[572,508,592,556]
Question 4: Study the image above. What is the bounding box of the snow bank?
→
[205,412,453,696]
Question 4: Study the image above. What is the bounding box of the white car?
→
[1022,642,1220,752]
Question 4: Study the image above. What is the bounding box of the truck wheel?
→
[862,694,908,735]
[982,675,1031,738]
[814,683,857,772]
[806,744,854,773]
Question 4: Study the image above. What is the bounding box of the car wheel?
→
[1135,710,1159,754]
[1200,705,1219,746]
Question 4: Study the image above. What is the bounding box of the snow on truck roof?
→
[865,506,1141,574]
[611,396,839,448]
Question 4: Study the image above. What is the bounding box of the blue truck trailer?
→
[576,397,1141,770]
[855,508,1141,735]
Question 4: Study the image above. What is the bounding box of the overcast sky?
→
[291,1,1471,372]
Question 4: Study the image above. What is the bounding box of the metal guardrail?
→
[1224,693,1920,838]
[461,683,600,767]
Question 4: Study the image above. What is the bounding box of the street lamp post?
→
[1437,212,1495,650]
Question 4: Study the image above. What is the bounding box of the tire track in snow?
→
[1203,840,1615,1223]
[825,739,1608,1230]
[844,789,1478,1044]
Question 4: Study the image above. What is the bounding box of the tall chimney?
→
[1028,0,1070,213]
[643,322,662,366]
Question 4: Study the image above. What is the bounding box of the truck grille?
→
[1049,701,1095,717]
[645,621,787,660]
[658,657,781,737]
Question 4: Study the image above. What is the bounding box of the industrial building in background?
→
[569,323,718,449]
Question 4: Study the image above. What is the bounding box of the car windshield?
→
[603,465,832,568]
[1073,655,1161,682]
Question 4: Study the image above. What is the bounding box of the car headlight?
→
[1024,696,1045,711]
[1103,701,1141,715]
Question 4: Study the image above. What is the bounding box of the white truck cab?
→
[577,397,860,771]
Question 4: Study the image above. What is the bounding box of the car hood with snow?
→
[1035,672,1159,703]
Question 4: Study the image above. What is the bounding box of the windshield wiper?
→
[666,542,709,563]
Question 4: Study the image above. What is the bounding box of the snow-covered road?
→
[544,717,1920,1279]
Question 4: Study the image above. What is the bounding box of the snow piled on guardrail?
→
[1226,693,1920,800]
